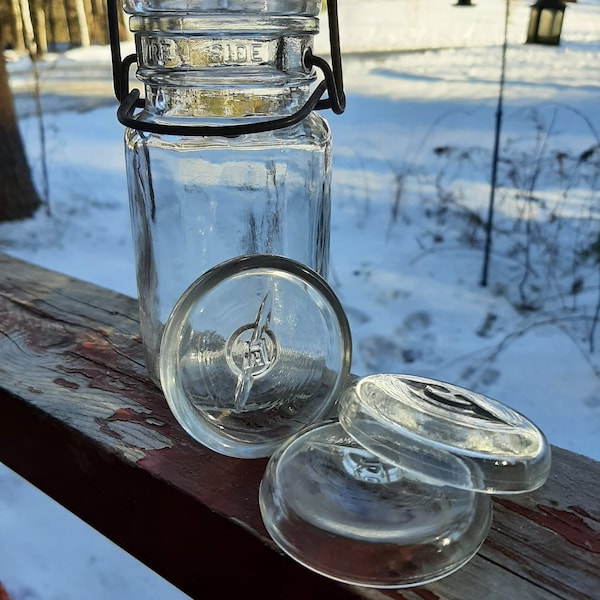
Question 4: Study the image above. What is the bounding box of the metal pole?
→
[481,0,510,287]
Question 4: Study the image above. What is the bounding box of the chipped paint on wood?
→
[495,498,600,554]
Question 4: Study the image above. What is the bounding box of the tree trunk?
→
[83,0,95,43]
[90,0,109,45]
[0,51,41,221]
[18,0,39,56]
[7,0,25,52]
[73,0,91,47]
[32,0,48,56]
[96,0,109,44]
[65,0,90,47]
[47,0,70,51]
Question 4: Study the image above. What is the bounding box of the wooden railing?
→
[0,252,598,600]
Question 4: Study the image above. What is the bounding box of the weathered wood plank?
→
[0,253,598,600]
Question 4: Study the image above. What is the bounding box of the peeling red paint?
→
[108,408,137,421]
[538,505,600,552]
[495,498,600,553]
[81,340,106,350]
[107,407,163,426]
[570,505,600,523]
[53,377,80,390]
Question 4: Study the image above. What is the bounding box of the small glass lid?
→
[259,420,493,588]
[338,374,552,494]
[159,255,352,458]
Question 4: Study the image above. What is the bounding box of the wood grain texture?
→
[0,253,598,600]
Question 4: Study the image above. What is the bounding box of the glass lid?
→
[259,420,493,588]
[159,255,352,458]
[338,374,552,494]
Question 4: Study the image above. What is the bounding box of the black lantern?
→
[526,0,567,45]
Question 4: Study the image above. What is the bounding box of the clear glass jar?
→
[122,0,331,383]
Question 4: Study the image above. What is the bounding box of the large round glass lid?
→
[159,255,352,458]
[339,374,551,494]
[259,421,492,588]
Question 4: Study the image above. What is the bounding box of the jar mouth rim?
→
[123,0,322,18]
[129,14,319,34]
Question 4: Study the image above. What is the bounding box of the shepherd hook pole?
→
[481,0,510,287]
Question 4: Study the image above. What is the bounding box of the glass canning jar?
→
[122,0,332,383]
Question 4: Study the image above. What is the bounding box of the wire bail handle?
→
[107,0,346,136]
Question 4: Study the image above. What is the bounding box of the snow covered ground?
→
[1,1,599,598]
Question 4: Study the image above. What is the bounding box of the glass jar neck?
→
[129,13,319,122]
